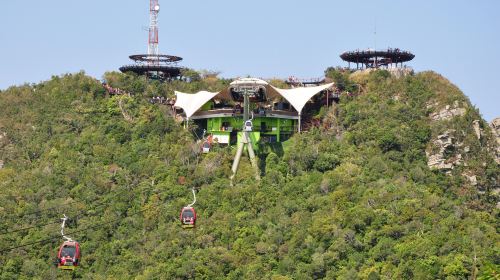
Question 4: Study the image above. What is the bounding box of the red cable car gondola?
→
[56,241,81,270]
[202,141,211,153]
[180,206,196,228]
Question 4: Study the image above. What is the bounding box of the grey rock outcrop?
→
[426,130,463,173]
[387,67,414,78]
[0,131,7,169]
[429,101,466,121]
[472,120,482,140]
[462,172,478,186]
[0,131,5,169]
[352,67,413,79]
[490,117,500,164]
[426,100,472,173]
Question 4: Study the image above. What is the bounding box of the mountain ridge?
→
[0,69,498,279]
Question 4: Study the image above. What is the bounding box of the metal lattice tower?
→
[148,0,160,59]
[119,0,183,80]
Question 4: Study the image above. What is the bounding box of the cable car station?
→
[174,78,335,149]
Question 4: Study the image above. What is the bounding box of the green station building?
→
[174,78,334,150]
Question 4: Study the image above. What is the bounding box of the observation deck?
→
[119,54,183,80]
[340,48,414,69]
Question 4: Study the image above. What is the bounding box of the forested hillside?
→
[0,70,498,279]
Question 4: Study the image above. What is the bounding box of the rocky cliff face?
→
[425,101,468,173]
[424,90,498,196]
[428,100,467,121]
[490,117,500,164]
[425,130,462,174]
[0,131,6,169]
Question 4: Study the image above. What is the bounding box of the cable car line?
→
[2,200,80,221]
[0,201,162,254]
[0,193,115,236]
[0,185,142,236]
[0,233,64,254]
[1,202,102,236]
[0,219,60,235]
[1,173,176,255]
[2,178,142,223]
[0,184,154,236]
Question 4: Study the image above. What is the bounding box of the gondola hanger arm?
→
[60,214,73,242]
[187,188,196,207]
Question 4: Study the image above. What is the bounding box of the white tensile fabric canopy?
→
[271,83,334,114]
[174,90,219,118]
[174,80,334,132]
[216,78,281,101]
[229,77,269,86]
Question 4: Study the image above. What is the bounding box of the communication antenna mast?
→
[148,0,160,60]
[119,0,184,80]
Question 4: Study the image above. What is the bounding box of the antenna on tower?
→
[148,0,160,59]
[119,0,184,81]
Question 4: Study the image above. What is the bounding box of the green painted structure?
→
[192,101,298,150]
[175,78,339,153]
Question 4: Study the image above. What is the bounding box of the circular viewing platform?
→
[120,54,183,80]
[128,54,182,63]
[340,48,414,69]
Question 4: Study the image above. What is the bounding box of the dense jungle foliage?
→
[0,70,498,279]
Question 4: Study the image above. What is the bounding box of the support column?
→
[326,90,329,107]
[277,119,280,142]
[243,94,249,121]
[231,137,245,174]
[230,88,260,184]
[245,131,260,181]
[298,113,301,133]
[230,139,245,182]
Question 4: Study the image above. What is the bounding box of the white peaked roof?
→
[271,83,334,113]
[230,77,269,86]
[174,80,334,118]
[174,90,219,118]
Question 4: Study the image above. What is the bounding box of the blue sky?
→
[0,0,498,121]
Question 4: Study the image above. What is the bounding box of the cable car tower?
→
[229,82,262,184]
[119,0,183,80]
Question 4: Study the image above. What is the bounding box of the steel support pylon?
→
[230,91,261,184]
